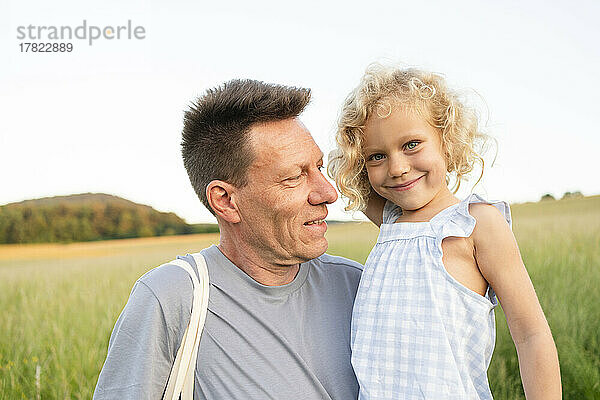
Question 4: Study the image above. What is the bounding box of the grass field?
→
[1,196,599,399]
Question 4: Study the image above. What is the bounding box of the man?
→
[94,80,362,399]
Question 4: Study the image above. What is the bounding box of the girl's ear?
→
[206,180,241,223]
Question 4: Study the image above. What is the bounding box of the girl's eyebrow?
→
[395,130,427,138]
[362,146,380,154]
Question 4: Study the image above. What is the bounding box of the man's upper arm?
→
[93,280,177,399]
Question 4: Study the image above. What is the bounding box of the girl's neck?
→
[397,188,459,223]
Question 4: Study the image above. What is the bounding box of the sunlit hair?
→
[328,63,490,211]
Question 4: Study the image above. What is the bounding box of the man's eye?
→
[368,154,385,161]
[405,141,419,150]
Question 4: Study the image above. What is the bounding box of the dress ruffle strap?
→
[433,193,512,241]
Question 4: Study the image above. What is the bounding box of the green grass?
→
[491,196,600,399]
[0,234,221,399]
[1,196,599,399]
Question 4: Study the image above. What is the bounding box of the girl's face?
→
[363,106,453,214]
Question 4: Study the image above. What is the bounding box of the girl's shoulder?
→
[463,194,512,229]
[435,194,512,241]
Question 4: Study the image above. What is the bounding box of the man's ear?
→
[206,180,241,223]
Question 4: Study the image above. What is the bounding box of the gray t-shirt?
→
[94,245,362,399]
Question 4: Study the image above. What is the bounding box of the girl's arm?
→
[470,204,561,400]
[362,190,386,227]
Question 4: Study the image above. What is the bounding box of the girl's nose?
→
[388,155,410,177]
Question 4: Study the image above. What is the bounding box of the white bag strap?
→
[162,253,210,400]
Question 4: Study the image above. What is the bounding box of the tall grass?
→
[490,196,600,399]
[0,234,219,399]
[0,196,598,399]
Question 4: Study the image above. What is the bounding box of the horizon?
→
[2,190,595,225]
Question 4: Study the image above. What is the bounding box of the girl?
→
[328,65,561,399]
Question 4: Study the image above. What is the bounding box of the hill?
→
[4,193,153,209]
[0,193,217,244]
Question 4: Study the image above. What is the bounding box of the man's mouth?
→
[304,213,328,226]
[304,219,325,226]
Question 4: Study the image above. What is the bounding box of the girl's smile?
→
[384,175,425,191]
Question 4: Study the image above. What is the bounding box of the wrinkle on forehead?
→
[248,119,322,170]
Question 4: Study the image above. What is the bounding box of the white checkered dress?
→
[351,194,511,399]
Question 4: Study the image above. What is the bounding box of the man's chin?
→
[297,238,328,261]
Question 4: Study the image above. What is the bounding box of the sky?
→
[1,0,599,223]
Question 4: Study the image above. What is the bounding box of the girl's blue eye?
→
[405,141,419,150]
[369,154,385,161]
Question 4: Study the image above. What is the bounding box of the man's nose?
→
[308,170,338,205]
[388,154,410,177]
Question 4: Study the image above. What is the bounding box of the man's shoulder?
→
[311,253,363,276]
[306,254,362,300]
[135,258,194,306]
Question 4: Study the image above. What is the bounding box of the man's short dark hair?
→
[182,79,311,215]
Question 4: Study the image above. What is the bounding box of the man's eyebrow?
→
[277,165,302,179]
[300,152,324,168]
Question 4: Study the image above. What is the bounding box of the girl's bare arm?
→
[470,203,561,400]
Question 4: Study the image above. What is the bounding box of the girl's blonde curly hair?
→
[328,64,490,211]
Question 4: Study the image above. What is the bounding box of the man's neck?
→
[217,239,300,286]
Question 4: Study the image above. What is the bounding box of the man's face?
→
[234,118,338,266]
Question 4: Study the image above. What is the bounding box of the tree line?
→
[0,197,217,244]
